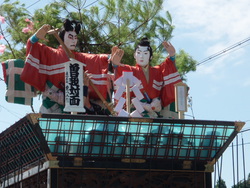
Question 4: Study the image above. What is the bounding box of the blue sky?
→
[1,0,250,186]
[165,0,250,122]
[165,0,250,186]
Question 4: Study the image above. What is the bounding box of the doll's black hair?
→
[135,37,153,59]
[59,19,81,41]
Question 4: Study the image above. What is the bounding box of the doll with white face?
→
[59,19,81,51]
[134,46,151,67]
[34,20,81,51]
[134,38,153,67]
[134,38,175,68]
[63,31,78,50]
[23,19,124,114]
[113,37,181,118]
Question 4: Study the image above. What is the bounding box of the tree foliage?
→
[215,178,227,188]
[215,173,250,188]
[232,173,250,188]
[0,0,197,79]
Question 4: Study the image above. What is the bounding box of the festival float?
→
[0,27,245,188]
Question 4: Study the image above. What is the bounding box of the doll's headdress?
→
[59,19,81,41]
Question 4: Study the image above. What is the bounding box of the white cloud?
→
[165,0,250,42]
[204,85,219,97]
[242,78,250,87]
[164,0,250,76]
[196,57,226,79]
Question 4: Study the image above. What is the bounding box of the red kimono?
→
[21,39,110,101]
[115,57,181,107]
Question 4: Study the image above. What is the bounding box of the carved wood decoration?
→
[56,169,207,188]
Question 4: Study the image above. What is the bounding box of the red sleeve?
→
[80,53,109,73]
[160,57,182,107]
[21,40,49,91]
[77,53,110,100]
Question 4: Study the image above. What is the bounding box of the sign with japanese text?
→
[64,59,85,113]
[175,82,188,112]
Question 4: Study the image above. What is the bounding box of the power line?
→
[241,128,250,133]
[26,0,41,9]
[84,0,100,9]
[197,36,250,66]
[0,104,24,118]
[229,142,250,147]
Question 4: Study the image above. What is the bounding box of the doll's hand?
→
[35,24,51,42]
[110,46,124,67]
[163,41,175,57]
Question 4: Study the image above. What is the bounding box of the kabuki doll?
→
[113,38,182,117]
[21,19,122,114]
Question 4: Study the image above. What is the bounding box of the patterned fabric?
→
[40,81,64,113]
[21,40,110,101]
[115,57,182,107]
[20,38,112,114]
[1,59,36,105]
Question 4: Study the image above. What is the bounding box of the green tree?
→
[232,173,250,188]
[0,0,197,78]
[215,178,227,188]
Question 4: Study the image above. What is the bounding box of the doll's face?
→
[64,31,78,50]
[134,46,150,67]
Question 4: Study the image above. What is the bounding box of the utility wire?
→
[232,142,236,186]
[84,0,99,9]
[241,128,250,133]
[197,36,250,66]
[26,0,41,9]
[236,136,239,186]
[0,104,24,118]
[241,132,247,188]
[228,142,250,148]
